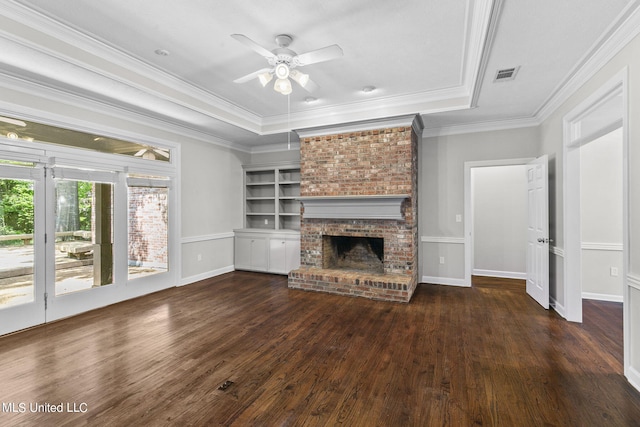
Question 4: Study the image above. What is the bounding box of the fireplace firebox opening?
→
[323,235,384,274]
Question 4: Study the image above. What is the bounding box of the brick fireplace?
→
[288,115,422,302]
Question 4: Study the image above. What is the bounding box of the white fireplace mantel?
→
[298,195,408,220]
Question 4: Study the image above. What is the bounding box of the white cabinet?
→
[235,162,301,275]
[268,237,301,274]
[234,230,300,275]
[234,234,268,272]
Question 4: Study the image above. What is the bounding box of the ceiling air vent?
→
[494,66,519,82]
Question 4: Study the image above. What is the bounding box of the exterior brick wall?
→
[128,187,168,268]
[289,121,419,303]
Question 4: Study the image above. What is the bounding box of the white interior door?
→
[0,164,46,335]
[526,155,549,309]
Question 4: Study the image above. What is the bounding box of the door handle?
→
[537,238,552,244]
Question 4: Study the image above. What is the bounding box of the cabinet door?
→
[235,236,267,271]
[284,239,300,272]
[250,238,268,271]
[234,236,253,270]
[269,238,300,274]
[269,239,287,273]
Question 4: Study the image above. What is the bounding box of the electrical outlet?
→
[610,267,619,277]
[439,256,445,264]
[264,218,268,225]
[197,254,202,261]
[455,214,462,223]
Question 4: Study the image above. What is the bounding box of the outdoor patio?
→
[0,244,165,308]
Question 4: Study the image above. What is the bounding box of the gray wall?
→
[180,140,249,283]
[580,128,623,300]
[419,127,539,284]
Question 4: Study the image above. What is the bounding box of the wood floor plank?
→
[1,271,639,426]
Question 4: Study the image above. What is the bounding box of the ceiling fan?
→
[231,33,343,95]
[134,146,169,160]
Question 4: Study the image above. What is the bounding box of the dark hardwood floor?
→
[1,272,639,426]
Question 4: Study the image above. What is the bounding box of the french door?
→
[0,164,122,332]
[0,163,46,335]
[44,167,122,321]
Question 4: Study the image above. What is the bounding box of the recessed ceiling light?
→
[362,86,376,93]
[154,49,170,57]
[304,96,318,103]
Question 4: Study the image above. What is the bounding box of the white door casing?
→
[526,155,549,309]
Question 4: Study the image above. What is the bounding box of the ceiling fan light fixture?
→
[258,72,273,87]
[274,78,292,95]
[275,63,290,79]
[290,70,309,87]
[142,151,156,160]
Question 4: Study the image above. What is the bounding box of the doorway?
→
[563,68,630,383]
[0,138,176,336]
[463,158,533,287]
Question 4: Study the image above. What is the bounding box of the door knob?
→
[537,237,551,243]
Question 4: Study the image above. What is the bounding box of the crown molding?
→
[262,0,495,134]
[261,86,469,135]
[0,1,265,133]
[0,0,495,138]
[250,141,301,154]
[296,114,423,139]
[469,0,504,107]
[535,0,640,122]
[421,1,640,138]
[422,116,539,138]
[0,71,252,153]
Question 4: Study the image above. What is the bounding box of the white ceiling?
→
[0,0,637,150]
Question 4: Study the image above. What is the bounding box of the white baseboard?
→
[179,265,234,286]
[582,292,623,303]
[550,295,566,319]
[472,269,526,280]
[421,276,469,287]
[628,366,640,394]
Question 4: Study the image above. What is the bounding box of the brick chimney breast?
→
[288,115,422,302]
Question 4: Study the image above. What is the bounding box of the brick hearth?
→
[288,115,422,302]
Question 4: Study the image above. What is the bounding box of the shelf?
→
[246,182,276,186]
[246,170,275,184]
[243,163,300,231]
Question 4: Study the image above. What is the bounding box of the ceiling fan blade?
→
[134,148,146,156]
[233,68,273,84]
[231,34,276,59]
[153,148,170,158]
[295,44,343,66]
[292,75,318,93]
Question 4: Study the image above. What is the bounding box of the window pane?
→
[55,180,114,295]
[0,114,170,162]
[128,186,168,279]
[0,178,35,308]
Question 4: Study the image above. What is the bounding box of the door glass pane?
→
[128,186,168,279]
[55,180,114,295]
[0,177,35,308]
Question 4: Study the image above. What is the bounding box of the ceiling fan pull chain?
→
[287,93,291,150]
